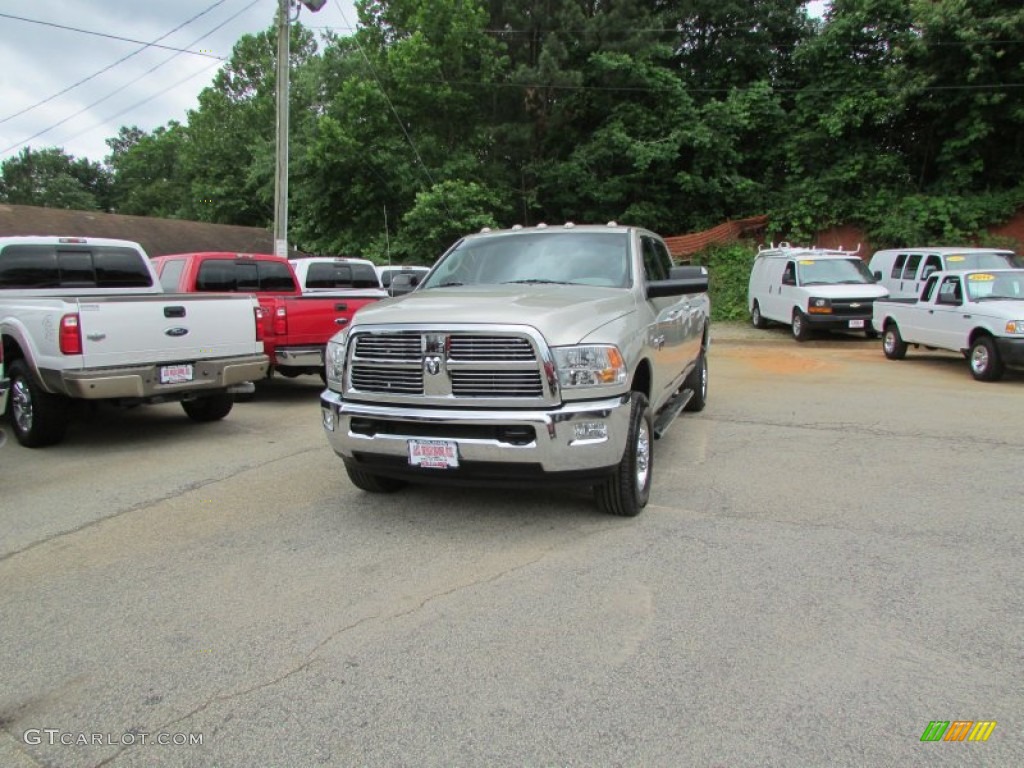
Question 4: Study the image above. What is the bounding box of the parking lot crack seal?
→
[0,446,324,564]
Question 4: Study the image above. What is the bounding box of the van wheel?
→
[7,360,70,447]
[791,310,811,342]
[882,324,908,360]
[181,394,234,422]
[595,393,652,517]
[751,302,767,329]
[969,336,1004,382]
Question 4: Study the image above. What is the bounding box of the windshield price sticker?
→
[968,273,995,281]
[160,364,194,384]
[408,439,459,468]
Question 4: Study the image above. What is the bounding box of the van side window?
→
[782,262,796,285]
[920,255,942,279]
[890,254,907,279]
[902,254,922,279]
[921,275,939,301]
[936,277,963,305]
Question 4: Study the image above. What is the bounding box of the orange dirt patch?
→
[714,345,848,375]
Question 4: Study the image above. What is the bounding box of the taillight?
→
[254,307,265,341]
[273,306,287,336]
[59,314,82,355]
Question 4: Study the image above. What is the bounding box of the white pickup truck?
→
[872,268,1024,381]
[0,236,269,446]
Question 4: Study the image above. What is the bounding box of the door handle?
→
[335,317,349,325]
[334,303,348,311]
[963,314,972,319]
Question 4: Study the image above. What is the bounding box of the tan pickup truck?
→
[320,223,711,516]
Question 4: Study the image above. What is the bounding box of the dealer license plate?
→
[848,319,865,329]
[408,439,459,469]
[160,364,194,384]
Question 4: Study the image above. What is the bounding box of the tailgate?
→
[281,295,381,345]
[74,294,260,368]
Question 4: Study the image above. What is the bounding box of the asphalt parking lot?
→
[1,324,1021,767]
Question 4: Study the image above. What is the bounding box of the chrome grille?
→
[451,371,543,397]
[350,366,423,394]
[449,336,535,361]
[354,334,421,360]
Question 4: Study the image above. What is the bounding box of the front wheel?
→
[792,310,811,342]
[7,359,70,447]
[882,324,908,360]
[969,336,1004,382]
[595,393,653,517]
[343,460,408,493]
[181,394,234,422]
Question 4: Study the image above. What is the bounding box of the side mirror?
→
[388,273,420,296]
[872,270,882,281]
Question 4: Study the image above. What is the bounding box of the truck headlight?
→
[552,345,626,388]
[808,297,832,314]
[326,332,349,386]
[1005,320,1024,335]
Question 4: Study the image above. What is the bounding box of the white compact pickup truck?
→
[0,236,269,446]
[872,268,1024,381]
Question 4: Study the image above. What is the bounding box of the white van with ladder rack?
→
[747,243,889,341]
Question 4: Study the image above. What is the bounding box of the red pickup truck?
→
[152,252,380,379]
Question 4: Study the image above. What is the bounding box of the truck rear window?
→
[305,262,380,289]
[196,259,296,292]
[0,245,153,289]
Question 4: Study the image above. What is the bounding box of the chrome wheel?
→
[635,420,651,490]
[970,345,989,375]
[11,377,33,435]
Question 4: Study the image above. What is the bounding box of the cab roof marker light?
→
[480,227,492,233]
[511,224,523,230]
[537,222,547,229]
[607,221,617,227]
[564,222,575,228]
[58,237,87,243]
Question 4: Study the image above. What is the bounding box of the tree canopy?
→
[2,0,1022,262]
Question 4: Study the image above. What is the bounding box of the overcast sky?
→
[0,0,358,165]
[0,0,828,167]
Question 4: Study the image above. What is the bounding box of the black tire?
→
[6,359,70,447]
[968,336,1004,382]
[792,309,811,342]
[683,349,708,412]
[595,392,653,517]
[751,301,768,329]
[882,323,908,360]
[181,393,234,422]
[343,460,408,493]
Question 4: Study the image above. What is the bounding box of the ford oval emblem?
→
[165,327,189,337]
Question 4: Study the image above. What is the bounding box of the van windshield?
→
[798,258,875,286]
[945,252,1023,270]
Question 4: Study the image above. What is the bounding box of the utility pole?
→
[273,0,327,258]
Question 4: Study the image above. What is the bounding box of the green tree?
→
[0,147,112,211]
[106,124,191,217]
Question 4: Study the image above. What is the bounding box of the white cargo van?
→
[867,247,1022,300]
[748,244,888,341]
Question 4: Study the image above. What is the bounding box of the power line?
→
[0,3,230,127]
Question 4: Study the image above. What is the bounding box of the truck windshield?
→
[965,272,1024,301]
[422,232,631,289]
[798,258,875,286]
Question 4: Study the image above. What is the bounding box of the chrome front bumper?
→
[320,389,631,474]
[45,355,269,399]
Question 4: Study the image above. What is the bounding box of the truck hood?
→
[967,298,1024,319]
[800,283,890,299]
[351,284,636,346]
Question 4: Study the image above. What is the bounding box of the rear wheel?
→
[882,323,908,360]
[683,350,708,412]
[343,460,408,493]
[969,336,1004,382]
[792,310,812,342]
[7,359,69,447]
[751,301,767,329]
[181,394,234,422]
[595,393,652,517]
